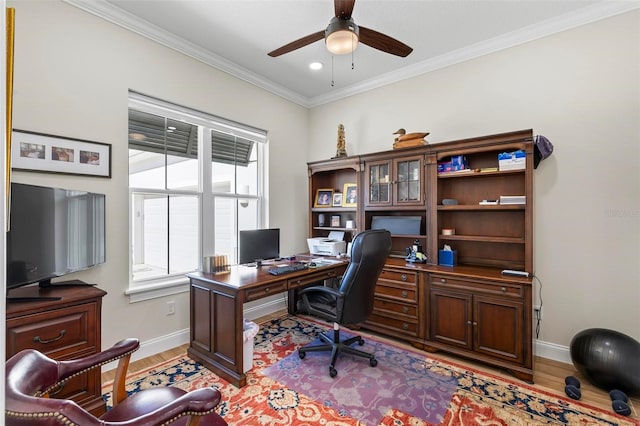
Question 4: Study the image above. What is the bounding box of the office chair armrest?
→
[52,338,140,402]
[298,286,345,320]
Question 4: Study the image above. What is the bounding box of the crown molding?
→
[64,0,638,109]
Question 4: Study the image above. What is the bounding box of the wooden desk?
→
[187,259,347,387]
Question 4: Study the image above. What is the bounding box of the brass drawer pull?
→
[402,307,409,314]
[34,329,66,344]
[265,287,270,293]
[440,278,446,283]
[401,274,407,281]
[401,291,408,298]
[48,382,66,397]
[501,287,507,292]
[402,323,409,330]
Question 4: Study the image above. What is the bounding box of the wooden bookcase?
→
[308,129,535,382]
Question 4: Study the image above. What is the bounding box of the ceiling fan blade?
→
[268,30,325,57]
[334,0,356,19]
[359,26,413,57]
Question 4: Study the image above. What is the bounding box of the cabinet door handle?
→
[401,274,407,281]
[467,320,472,325]
[34,329,66,344]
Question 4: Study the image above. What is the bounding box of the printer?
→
[307,231,347,256]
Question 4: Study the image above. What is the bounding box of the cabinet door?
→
[429,288,472,349]
[365,159,392,207]
[393,155,424,206]
[474,295,524,363]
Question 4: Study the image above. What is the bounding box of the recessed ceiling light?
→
[309,62,323,71]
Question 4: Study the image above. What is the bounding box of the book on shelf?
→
[499,195,526,205]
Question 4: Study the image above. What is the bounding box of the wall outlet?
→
[534,305,542,320]
[166,300,176,316]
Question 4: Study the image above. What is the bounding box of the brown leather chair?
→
[5,338,227,426]
[297,229,392,377]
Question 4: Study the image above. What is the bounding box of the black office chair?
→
[297,229,392,377]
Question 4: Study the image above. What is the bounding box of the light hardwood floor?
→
[103,311,638,420]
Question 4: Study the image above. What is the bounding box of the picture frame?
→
[314,188,333,207]
[342,183,357,207]
[332,192,343,207]
[11,129,112,178]
[331,215,341,227]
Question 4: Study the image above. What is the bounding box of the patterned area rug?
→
[103,315,639,425]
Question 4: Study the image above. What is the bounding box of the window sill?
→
[126,276,190,303]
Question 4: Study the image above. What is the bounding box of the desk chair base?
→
[298,326,378,378]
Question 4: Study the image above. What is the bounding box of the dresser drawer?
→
[6,303,98,358]
[373,298,417,318]
[430,274,524,298]
[378,268,417,285]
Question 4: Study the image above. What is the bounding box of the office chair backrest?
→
[338,229,392,324]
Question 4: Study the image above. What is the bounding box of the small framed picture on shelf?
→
[332,192,343,207]
[342,183,357,207]
[314,188,333,207]
[331,215,341,227]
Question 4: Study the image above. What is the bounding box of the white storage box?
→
[498,150,526,171]
[242,320,259,373]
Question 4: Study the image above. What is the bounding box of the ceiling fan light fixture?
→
[325,17,359,55]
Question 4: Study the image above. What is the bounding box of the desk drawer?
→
[373,298,417,318]
[6,303,97,358]
[367,312,418,337]
[430,274,523,298]
[288,268,344,289]
[245,281,288,302]
[379,269,417,285]
[374,283,417,302]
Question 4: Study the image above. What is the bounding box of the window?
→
[127,92,267,300]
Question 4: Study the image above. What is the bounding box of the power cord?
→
[533,275,543,339]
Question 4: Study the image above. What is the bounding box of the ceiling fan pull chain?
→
[331,55,335,87]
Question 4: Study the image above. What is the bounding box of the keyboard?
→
[267,263,308,276]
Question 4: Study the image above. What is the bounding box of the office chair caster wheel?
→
[370,358,378,367]
[298,350,306,359]
[329,367,337,377]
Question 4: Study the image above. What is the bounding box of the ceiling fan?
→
[268,0,413,58]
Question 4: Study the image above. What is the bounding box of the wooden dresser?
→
[6,284,107,415]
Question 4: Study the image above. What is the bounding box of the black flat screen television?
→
[239,228,280,265]
[6,183,106,292]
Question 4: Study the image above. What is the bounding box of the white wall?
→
[309,11,640,347]
[8,0,310,348]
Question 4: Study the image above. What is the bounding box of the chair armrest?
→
[121,387,222,426]
[298,286,342,298]
[50,338,140,398]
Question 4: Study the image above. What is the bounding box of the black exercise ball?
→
[570,328,640,394]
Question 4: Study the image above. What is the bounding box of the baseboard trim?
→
[104,299,573,373]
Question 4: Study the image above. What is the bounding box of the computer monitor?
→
[239,228,280,265]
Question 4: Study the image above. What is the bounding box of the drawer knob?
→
[402,323,409,330]
[501,287,506,292]
[265,287,270,292]
[440,278,446,283]
[296,280,301,284]
[34,329,66,344]
[401,274,407,281]
[402,307,409,314]
[401,291,408,298]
